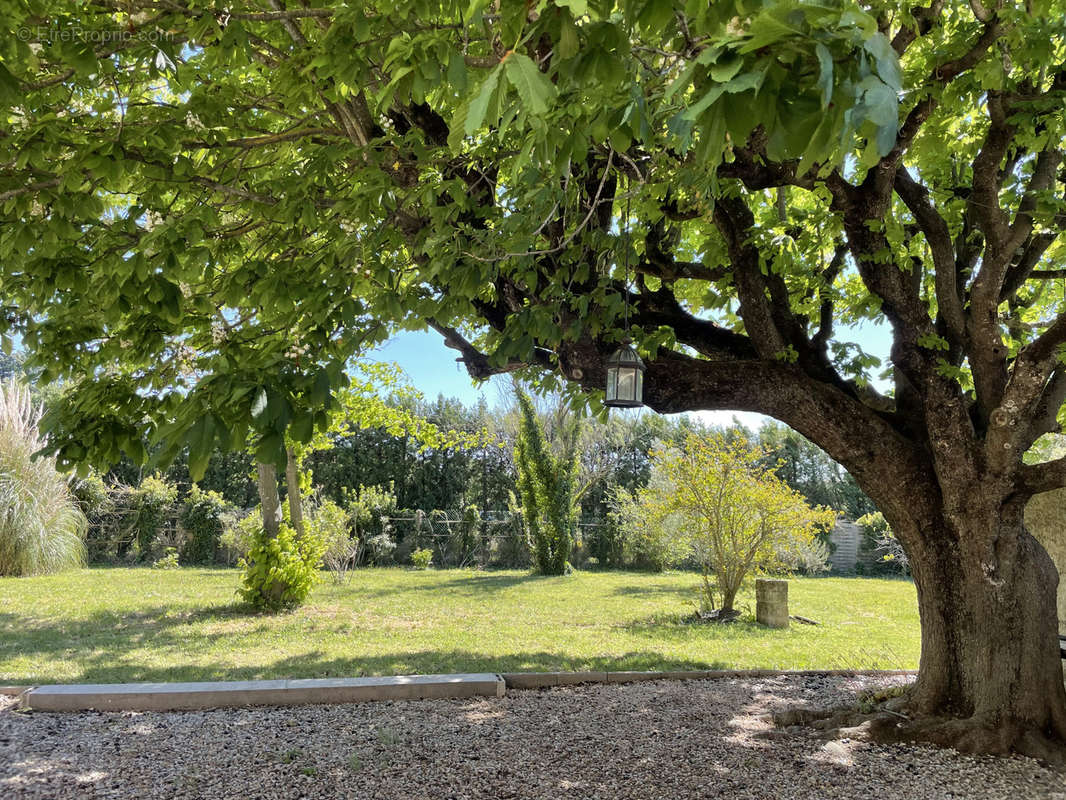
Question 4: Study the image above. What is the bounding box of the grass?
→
[0,567,920,684]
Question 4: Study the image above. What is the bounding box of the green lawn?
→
[0,567,920,684]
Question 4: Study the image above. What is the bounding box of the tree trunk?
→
[720,585,738,613]
[256,461,282,539]
[885,496,1066,756]
[284,446,305,538]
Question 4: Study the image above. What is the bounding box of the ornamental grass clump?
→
[0,381,86,576]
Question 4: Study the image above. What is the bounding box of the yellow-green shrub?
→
[238,523,327,612]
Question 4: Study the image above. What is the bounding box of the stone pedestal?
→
[756,578,789,628]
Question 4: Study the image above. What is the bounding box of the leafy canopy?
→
[0,1,1064,496]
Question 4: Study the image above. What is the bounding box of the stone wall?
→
[1025,488,1066,632]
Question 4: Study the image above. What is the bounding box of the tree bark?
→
[720,587,738,613]
[284,446,305,538]
[880,491,1066,755]
[256,461,282,539]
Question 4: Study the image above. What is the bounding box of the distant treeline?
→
[101,393,875,521]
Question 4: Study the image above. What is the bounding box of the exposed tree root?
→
[770,699,1066,768]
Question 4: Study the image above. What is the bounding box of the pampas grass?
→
[0,381,86,576]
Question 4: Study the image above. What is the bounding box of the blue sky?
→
[370,322,895,430]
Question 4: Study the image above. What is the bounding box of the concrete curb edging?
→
[19,673,506,712]
[10,669,919,712]
[501,668,917,689]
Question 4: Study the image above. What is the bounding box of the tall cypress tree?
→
[513,390,576,576]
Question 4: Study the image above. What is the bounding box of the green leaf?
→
[683,85,726,121]
[0,65,20,105]
[637,0,676,32]
[863,33,902,91]
[861,79,898,127]
[187,414,215,481]
[796,108,839,177]
[683,68,766,122]
[556,0,588,15]
[558,15,580,60]
[710,55,743,83]
[464,64,503,135]
[738,13,802,54]
[290,411,314,444]
[251,388,269,420]
[664,58,701,101]
[504,53,556,116]
[448,97,470,150]
[447,51,467,92]
[815,43,833,109]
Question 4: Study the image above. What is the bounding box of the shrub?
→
[632,432,835,613]
[343,483,398,539]
[342,483,400,563]
[309,497,359,583]
[448,504,482,567]
[606,485,687,572]
[128,475,178,560]
[238,522,327,612]
[0,381,87,576]
[365,531,397,565]
[857,511,909,575]
[492,502,531,569]
[71,471,112,519]
[586,517,624,569]
[220,508,260,565]
[410,547,433,570]
[151,547,180,570]
[179,486,233,564]
[775,535,832,574]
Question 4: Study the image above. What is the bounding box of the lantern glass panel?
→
[606,367,619,402]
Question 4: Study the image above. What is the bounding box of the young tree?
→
[643,432,834,614]
[3,0,1066,755]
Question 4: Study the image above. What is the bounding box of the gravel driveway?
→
[1,674,1063,799]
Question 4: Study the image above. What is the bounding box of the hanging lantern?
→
[604,179,646,409]
[604,338,645,408]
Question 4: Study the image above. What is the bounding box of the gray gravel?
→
[1,674,1063,799]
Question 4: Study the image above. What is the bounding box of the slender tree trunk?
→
[285,446,305,538]
[883,493,1066,755]
[256,461,281,539]
[720,589,738,613]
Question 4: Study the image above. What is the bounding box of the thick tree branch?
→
[1001,233,1060,299]
[810,243,847,357]
[1020,455,1066,496]
[712,195,789,359]
[894,167,967,349]
[427,319,553,379]
[634,283,757,362]
[1025,368,1066,446]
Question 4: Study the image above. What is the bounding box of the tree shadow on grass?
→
[609,583,693,598]
[340,571,545,598]
[0,605,731,684]
[619,610,777,641]
[260,649,731,680]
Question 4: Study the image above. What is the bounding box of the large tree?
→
[1,0,1065,756]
